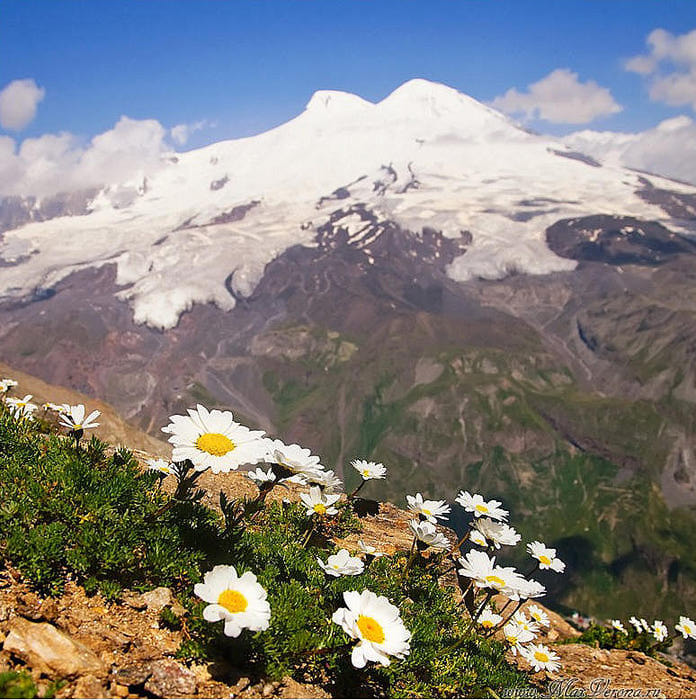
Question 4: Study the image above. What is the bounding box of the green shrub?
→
[0,409,214,598]
[574,622,672,658]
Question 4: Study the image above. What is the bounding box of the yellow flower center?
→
[486,574,506,588]
[507,634,518,644]
[196,432,235,456]
[685,625,692,634]
[313,503,327,515]
[357,615,385,644]
[218,589,248,613]
[475,504,489,513]
[422,507,431,515]
[538,555,552,566]
[361,470,370,478]
[481,620,494,628]
[533,650,550,663]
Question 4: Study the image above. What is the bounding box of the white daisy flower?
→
[0,378,18,393]
[332,590,411,668]
[406,493,450,524]
[194,565,270,638]
[676,616,696,640]
[526,541,565,572]
[474,517,521,549]
[528,605,550,628]
[358,540,386,558]
[42,402,68,413]
[246,467,276,486]
[5,395,38,418]
[629,616,643,633]
[478,607,503,630]
[455,491,508,522]
[146,458,176,476]
[164,404,267,473]
[652,620,668,642]
[318,549,365,577]
[503,621,535,655]
[59,404,101,432]
[457,550,524,595]
[300,485,340,517]
[523,643,562,673]
[408,519,450,551]
[508,577,546,601]
[351,459,387,480]
[513,611,540,634]
[640,618,650,632]
[265,439,324,475]
[469,529,488,547]
[611,619,627,634]
[305,468,343,493]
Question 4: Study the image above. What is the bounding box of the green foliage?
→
[159,605,183,631]
[0,409,213,598]
[0,671,39,699]
[574,622,672,659]
[0,671,62,699]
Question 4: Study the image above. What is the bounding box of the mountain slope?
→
[1,80,696,620]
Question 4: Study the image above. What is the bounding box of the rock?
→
[231,676,251,694]
[139,587,173,611]
[120,592,147,610]
[113,662,152,687]
[143,659,197,698]
[262,681,275,697]
[111,683,129,698]
[73,674,106,698]
[169,601,186,617]
[3,617,106,678]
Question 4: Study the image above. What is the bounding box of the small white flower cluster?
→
[161,404,410,668]
[0,380,101,443]
[450,490,569,672]
[608,615,696,643]
[4,392,38,419]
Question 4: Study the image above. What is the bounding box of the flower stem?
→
[301,524,315,548]
[348,479,366,500]
[450,528,471,555]
[464,589,495,635]
[400,537,417,585]
[495,599,525,635]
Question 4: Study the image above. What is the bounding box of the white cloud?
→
[170,119,213,145]
[626,28,696,110]
[565,115,696,185]
[0,79,45,131]
[491,69,622,124]
[0,116,174,198]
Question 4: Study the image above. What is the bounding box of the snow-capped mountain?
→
[2,78,694,329]
[3,81,696,618]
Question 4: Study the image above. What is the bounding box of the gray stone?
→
[143,659,197,698]
[3,617,106,678]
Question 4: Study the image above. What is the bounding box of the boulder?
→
[3,617,106,678]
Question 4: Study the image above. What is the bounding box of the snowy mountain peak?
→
[1,79,695,330]
[304,89,371,114]
[377,78,519,134]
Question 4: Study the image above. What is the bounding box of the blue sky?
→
[2,0,695,149]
